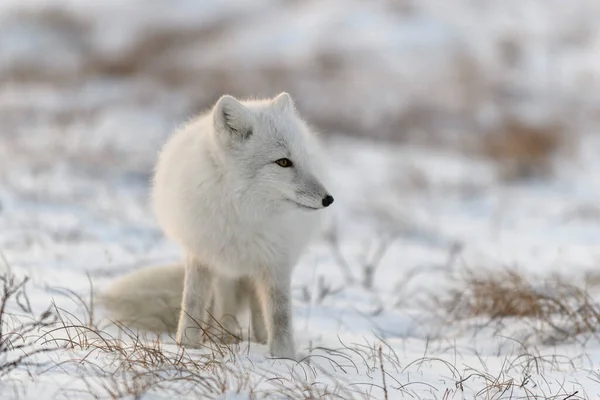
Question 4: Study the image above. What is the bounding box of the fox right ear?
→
[272,92,295,114]
[213,95,254,140]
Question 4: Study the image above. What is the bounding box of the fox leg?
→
[254,270,295,358]
[243,278,267,344]
[176,255,214,348]
[208,277,242,343]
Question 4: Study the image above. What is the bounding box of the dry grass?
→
[444,268,546,319]
[0,270,597,399]
[440,267,600,344]
[480,120,569,181]
[0,274,59,379]
[23,273,370,399]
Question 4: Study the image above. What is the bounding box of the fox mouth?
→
[287,199,319,211]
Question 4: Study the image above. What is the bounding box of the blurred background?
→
[2,0,599,180]
[3,0,600,274]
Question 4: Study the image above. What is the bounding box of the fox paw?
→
[269,340,296,359]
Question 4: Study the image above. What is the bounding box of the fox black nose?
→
[322,195,334,207]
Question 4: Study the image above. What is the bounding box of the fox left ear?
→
[272,92,295,114]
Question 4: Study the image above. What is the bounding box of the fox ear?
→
[213,95,253,140]
[272,92,295,113]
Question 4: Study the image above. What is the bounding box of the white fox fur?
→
[104,93,333,359]
[100,264,184,334]
[99,263,267,342]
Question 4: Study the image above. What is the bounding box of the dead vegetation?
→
[0,274,59,380]
[1,271,367,399]
[480,120,570,181]
[439,267,600,345]
[323,219,398,290]
[0,268,597,399]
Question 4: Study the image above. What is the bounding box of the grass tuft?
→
[481,120,568,181]
[440,267,600,344]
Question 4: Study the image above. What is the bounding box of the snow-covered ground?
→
[2,1,600,399]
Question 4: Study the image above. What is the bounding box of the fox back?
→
[152,93,333,277]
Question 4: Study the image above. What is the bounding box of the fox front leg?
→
[176,256,214,348]
[243,278,268,344]
[209,277,243,344]
[254,271,295,359]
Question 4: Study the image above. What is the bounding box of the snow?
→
[2,0,600,398]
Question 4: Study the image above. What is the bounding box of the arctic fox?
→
[126,93,333,358]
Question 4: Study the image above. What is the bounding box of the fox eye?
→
[275,158,293,168]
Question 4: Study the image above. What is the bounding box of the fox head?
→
[211,93,334,212]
